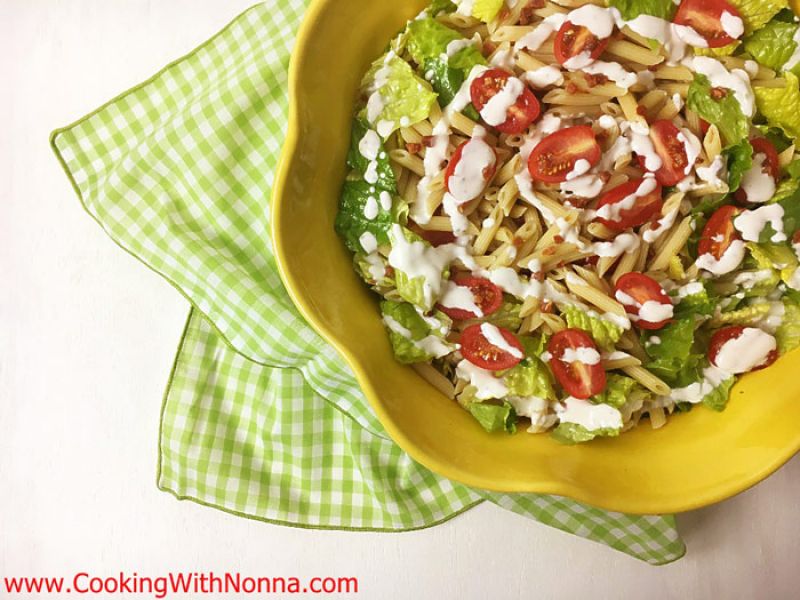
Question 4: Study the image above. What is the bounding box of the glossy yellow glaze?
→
[271,0,800,514]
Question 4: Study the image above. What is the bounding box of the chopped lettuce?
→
[390,228,447,311]
[551,423,620,445]
[724,139,753,193]
[468,401,517,433]
[335,180,395,253]
[712,302,772,325]
[380,301,452,363]
[560,305,624,349]
[428,0,457,15]
[728,0,789,33]
[642,317,703,387]
[748,242,798,273]
[484,298,523,331]
[776,299,800,353]
[406,18,463,65]
[687,74,749,147]
[361,54,437,137]
[771,178,800,205]
[354,253,393,288]
[505,358,556,400]
[754,72,800,144]
[694,43,741,58]
[592,374,641,410]
[472,0,505,22]
[346,118,396,193]
[673,281,717,318]
[701,376,736,412]
[743,19,799,72]
[607,0,676,20]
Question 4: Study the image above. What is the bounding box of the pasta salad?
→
[334,0,800,443]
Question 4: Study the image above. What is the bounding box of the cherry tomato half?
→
[460,324,525,371]
[553,21,610,67]
[708,326,778,372]
[528,125,601,184]
[734,138,780,203]
[445,139,498,203]
[595,178,663,231]
[470,69,541,134]
[547,329,606,399]
[614,272,673,330]
[698,205,740,261]
[674,0,743,48]
[649,120,690,186]
[437,277,504,321]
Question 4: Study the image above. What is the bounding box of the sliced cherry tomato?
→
[445,139,497,202]
[553,21,610,67]
[460,323,525,371]
[674,0,743,48]
[734,138,780,203]
[614,273,673,330]
[648,120,690,186]
[470,69,541,134]
[698,205,740,260]
[699,119,711,137]
[547,329,606,399]
[709,326,778,372]
[437,276,504,321]
[528,125,601,184]
[595,178,663,231]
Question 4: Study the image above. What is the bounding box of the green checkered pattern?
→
[51,1,685,564]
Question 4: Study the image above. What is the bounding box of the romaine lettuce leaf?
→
[362,54,437,137]
[468,401,517,433]
[551,423,620,445]
[727,0,789,33]
[754,72,800,144]
[771,178,800,204]
[701,376,736,412]
[335,180,395,253]
[472,0,505,22]
[743,19,798,72]
[592,374,641,409]
[724,139,753,193]
[776,299,800,353]
[642,317,704,387]
[687,74,749,147]
[354,253,393,288]
[346,118,396,193]
[673,281,717,318]
[505,357,556,400]
[560,305,624,349]
[484,298,523,331]
[748,241,798,271]
[406,18,463,65]
[380,301,453,363]
[607,0,676,20]
[429,0,457,14]
[712,302,772,325]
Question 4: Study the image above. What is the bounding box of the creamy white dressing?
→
[677,128,702,176]
[695,155,726,188]
[563,51,594,70]
[581,61,637,89]
[383,316,452,358]
[785,26,800,71]
[739,154,776,204]
[557,397,623,431]
[595,176,658,223]
[456,359,508,400]
[516,14,567,51]
[523,66,564,88]
[561,347,602,365]
[483,266,544,300]
[714,328,777,374]
[733,203,786,243]
[480,323,525,359]
[627,121,663,171]
[560,174,605,199]
[364,252,386,282]
[566,159,592,180]
[643,208,679,243]
[720,11,744,40]
[379,191,392,211]
[683,56,754,117]
[447,134,496,203]
[696,240,746,275]
[637,300,674,323]
[414,118,451,225]
[667,365,732,404]
[480,76,526,126]
[591,232,640,258]
[360,232,378,253]
[363,196,379,220]
[440,279,484,317]
[733,269,774,289]
[508,396,555,433]
[677,281,704,298]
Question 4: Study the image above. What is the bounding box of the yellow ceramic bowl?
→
[272,0,800,514]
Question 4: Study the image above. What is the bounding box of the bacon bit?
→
[421,135,435,148]
[649,221,660,231]
[519,0,545,25]
[513,237,524,248]
[566,82,579,95]
[584,73,609,88]
[406,143,422,155]
[553,235,565,244]
[636,106,648,117]
[483,41,498,56]
[482,166,494,179]
[556,261,566,269]
[599,172,611,184]
[711,87,728,100]
[543,246,557,256]
[793,230,800,245]
[385,266,395,277]
[497,6,511,22]
[595,130,609,144]
[541,301,554,313]
[533,270,545,282]
[579,255,599,267]
[647,64,659,72]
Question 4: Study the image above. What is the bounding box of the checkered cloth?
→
[51,1,685,564]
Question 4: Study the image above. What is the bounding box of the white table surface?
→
[1,1,799,598]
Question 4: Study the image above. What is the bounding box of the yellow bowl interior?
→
[272,0,800,514]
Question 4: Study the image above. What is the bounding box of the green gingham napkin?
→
[51,2,685,564]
